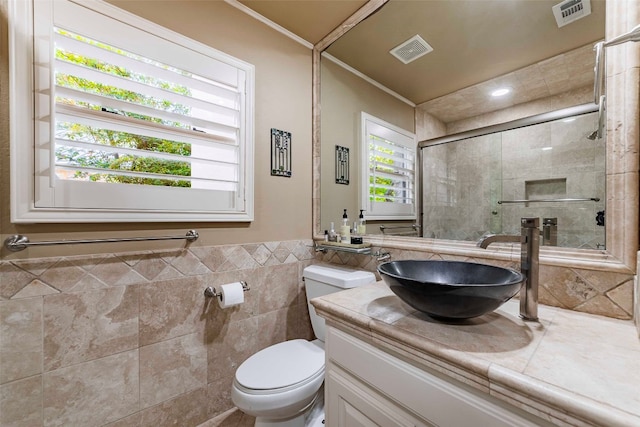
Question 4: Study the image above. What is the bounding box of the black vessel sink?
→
[378,260,524,319]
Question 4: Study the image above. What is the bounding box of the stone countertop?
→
[311,281,640,427]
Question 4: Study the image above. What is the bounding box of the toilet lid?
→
[235,339,324,390]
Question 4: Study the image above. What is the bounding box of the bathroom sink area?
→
[377,260,524,319]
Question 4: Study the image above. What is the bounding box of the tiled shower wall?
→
[422,111,606,249]
[0,240,315,427]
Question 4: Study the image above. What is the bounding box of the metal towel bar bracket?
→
[204,281,250,299]
[3,230,199,252]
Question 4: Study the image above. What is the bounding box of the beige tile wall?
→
[318,247,634,321]
[0,240,315,427]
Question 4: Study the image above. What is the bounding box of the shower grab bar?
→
[379,224,421,231]
[382,231,419,236]
[4,230,199,252]
[498,198,600,204]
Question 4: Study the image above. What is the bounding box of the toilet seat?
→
[235,339,324,393]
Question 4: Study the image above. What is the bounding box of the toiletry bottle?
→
[324,230,329,242]
[351,221,363,244]
[341,209,350,241]
[357,209,366,235]
[328,222,337,242]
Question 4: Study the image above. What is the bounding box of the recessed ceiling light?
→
[491,88,511,97]
[542,147,553,151]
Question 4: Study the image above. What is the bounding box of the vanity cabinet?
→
[325,327,552,427]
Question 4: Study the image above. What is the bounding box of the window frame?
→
[9,0,255,223]
[360,112,417,221]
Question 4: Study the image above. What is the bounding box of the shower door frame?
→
[416,102,601,242]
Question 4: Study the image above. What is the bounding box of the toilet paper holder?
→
[204,281,250,299]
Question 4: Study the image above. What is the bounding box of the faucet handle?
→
[520,217,540,228]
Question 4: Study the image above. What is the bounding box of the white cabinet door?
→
[326,364,433,427]
[325,327,552,427]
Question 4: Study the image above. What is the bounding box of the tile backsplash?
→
[318,247,635,320]
[1,239,635,426]
[0,240,315,427]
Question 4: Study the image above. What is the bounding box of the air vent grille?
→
[552,0,591,28]
[390,35,433,65]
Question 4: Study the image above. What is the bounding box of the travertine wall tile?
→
[131,253,172,280]
[418,44,596,124]
[39,259,88,292]
[1,239,315,426]
[139,276,205,346]
[0,376,43,426]
[170,250,214,276]
[199,407,255,427]
[322,248,633,320]
[207,316,260,384]
[43,286,139,370]
[258,263,299,314]
[139,332,207,409]
[91,255,145,286]
[574,295,632,318]
[633,275,640,338]
[43,350,139,427]
[138,387,211,427]
[206,373,236,420]
[255,308,289,350]
[9,259,56,276]
[11,279,59,299]
[0,263,36,299]
[0,298,42,384]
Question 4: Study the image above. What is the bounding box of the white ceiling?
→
[239,0,605,115]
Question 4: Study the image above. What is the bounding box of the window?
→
[361,113,416,220]
[9,0,254,222]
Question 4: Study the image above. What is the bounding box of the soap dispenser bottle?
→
[341,209,350,241]
[357,209,366,235]
[328,222,337,242]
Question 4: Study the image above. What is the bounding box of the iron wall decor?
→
[335,145,349,185]
[271,128,292,177]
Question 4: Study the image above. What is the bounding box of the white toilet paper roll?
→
[218,282,245,308]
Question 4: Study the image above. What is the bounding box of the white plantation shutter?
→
[52,28,241,191]
[361,113,416,220]
[11,0,254,222]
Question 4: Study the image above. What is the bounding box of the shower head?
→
[603,24,640,47]
[587,130,599,140]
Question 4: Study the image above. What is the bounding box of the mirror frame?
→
[312,0,638,275]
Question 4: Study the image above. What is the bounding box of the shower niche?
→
[524,178,567,204]
[422,108,605,249]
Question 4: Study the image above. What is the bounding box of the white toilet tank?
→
[303,264,376,342]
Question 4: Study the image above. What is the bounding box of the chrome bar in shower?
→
[379,224,421,231]
[497,198,600,204]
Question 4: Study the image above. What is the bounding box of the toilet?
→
[231,263,376,427]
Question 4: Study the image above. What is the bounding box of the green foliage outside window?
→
[54,30,194,187]
[369,141,396,202]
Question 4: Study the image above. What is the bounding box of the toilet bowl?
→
[231,264,376,427]
[231,339,324,425]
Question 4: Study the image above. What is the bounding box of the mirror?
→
[319,0,607,250]
[421,107,604,249]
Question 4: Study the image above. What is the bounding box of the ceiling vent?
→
[552,0,591,28]
[390,35,433,65]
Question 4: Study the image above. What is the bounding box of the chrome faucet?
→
[477,217,540,321]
